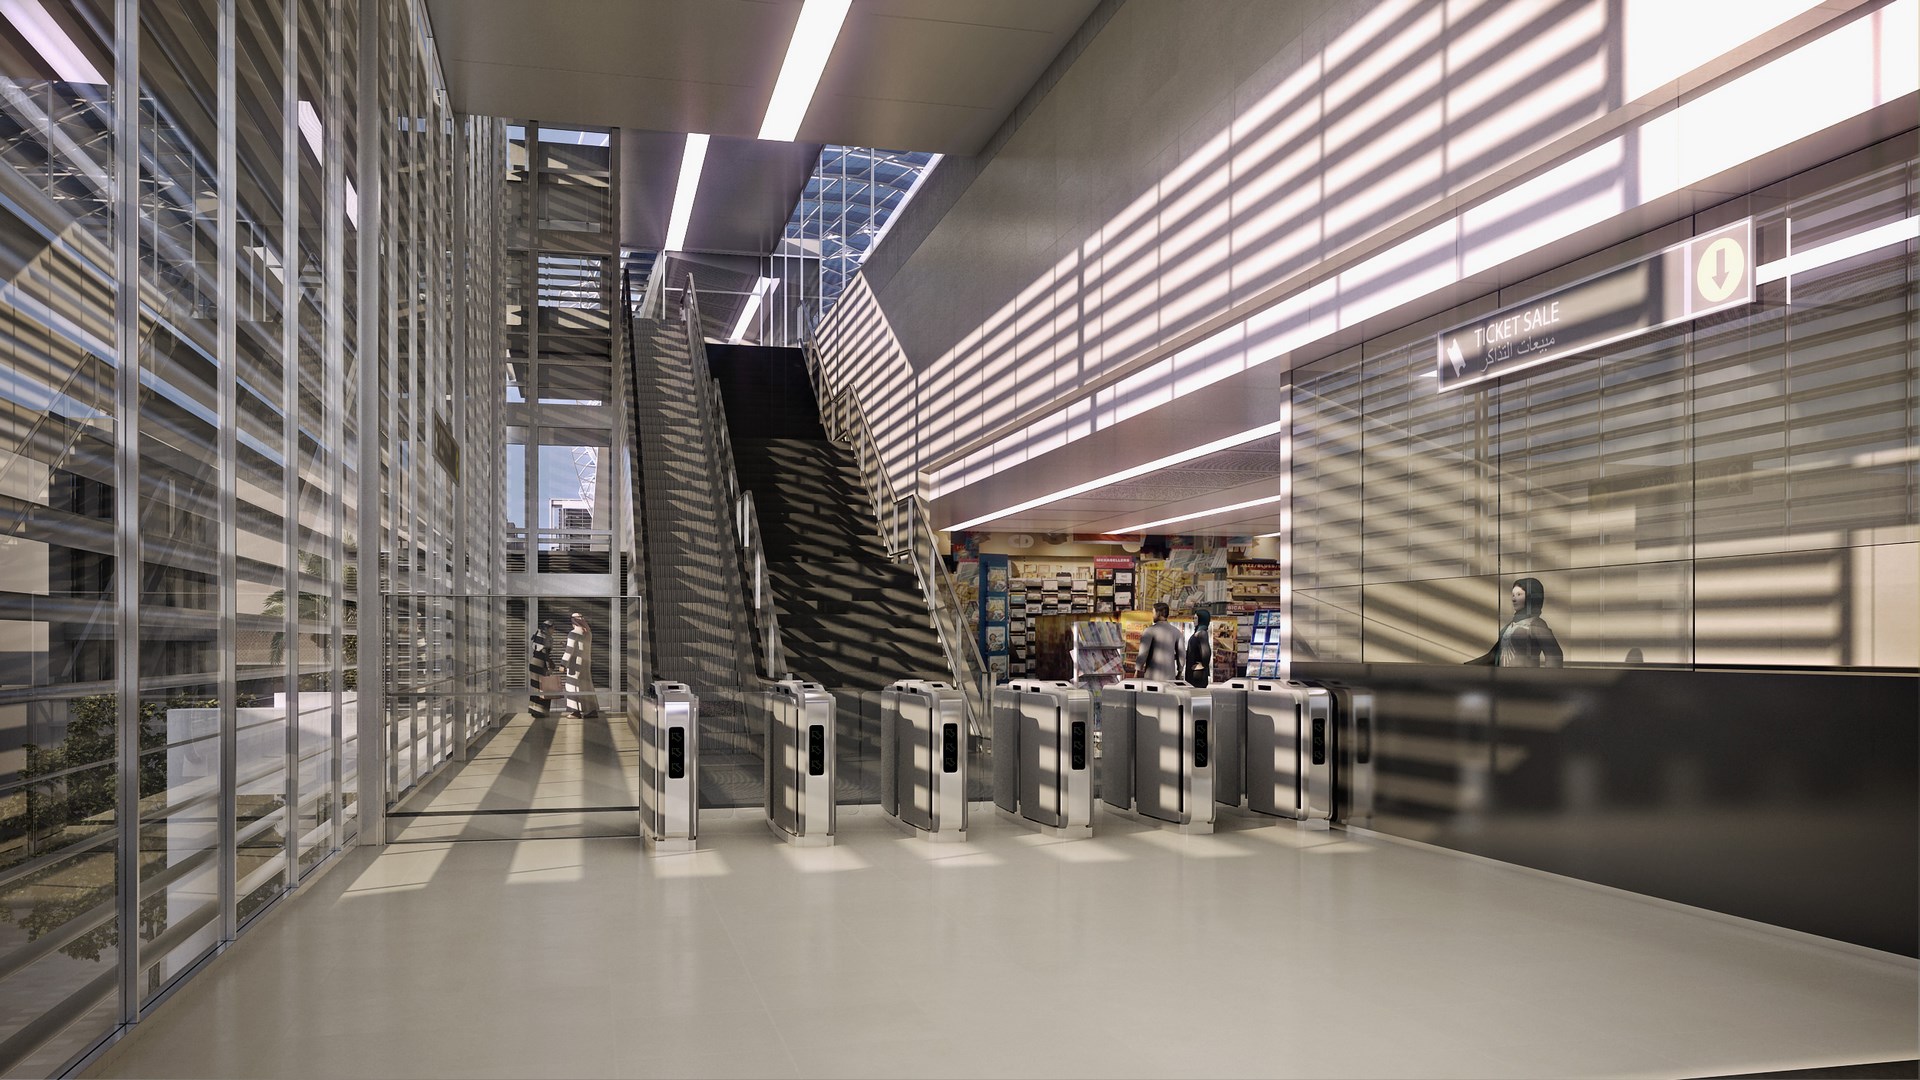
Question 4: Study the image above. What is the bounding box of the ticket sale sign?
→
[1435,219,1753,392]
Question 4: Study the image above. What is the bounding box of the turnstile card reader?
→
[766,679,836,845]
[1099,680,1214,832]
[991,680,1094,837]
[881,680,969,841]
[637,681,699,853]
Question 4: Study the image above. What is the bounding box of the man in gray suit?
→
[1135,602,1183,681]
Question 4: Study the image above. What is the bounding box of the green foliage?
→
[2,691,226,962]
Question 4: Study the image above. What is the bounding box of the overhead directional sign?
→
[1436,218,1754,392]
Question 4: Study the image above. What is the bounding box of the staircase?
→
[705,344,952,802]
[705,344,947,691]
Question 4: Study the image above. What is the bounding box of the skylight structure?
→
[778,145,938,326]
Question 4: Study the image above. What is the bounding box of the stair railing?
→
[684,274,787,682]
[802,341,992,733]
[619,267,660,689]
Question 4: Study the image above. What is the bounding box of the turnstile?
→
[1099,680,1214,832]
[1210,678,1332,825]
[880,679,969,840]
[765,678,836,845]
[990,680,1094,837]
[636,681,699,853]
[1302,679,1374,827]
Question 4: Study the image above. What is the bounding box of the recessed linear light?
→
[1113,493,1287,535]
[664,132,710,253]
[1755,215,1919,283]
[758,0,852,142]
[0,0,104,84]
[944,418,1289,532]
[729,277,776,342]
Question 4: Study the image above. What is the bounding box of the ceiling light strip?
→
[943,418,1289,532]
[1754,215,1919,284]
[729,277,776,342]
[758,0,852,142]
[1113,493,1288,535]
[664,132,710,253]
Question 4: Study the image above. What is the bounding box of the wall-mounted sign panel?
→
[1435,219,1753,392]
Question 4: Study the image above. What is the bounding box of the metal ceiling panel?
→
[621,132,821,253]
[425,0,1100,152]
[429,0,793,135]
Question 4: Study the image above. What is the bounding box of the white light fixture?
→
[729,277,777,342]
[1755,215,1919,284]
[664,132,710,253]
[944,418,1289,532]
[758,0,852,142]
[1113,493,1287,535]
[0,0,104,84]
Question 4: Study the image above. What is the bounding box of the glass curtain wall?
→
[1290,139,1918,671]
[0,0,502,1073]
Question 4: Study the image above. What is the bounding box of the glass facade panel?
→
[134,0,224,1003]
[1291,140,1918,672]
[0,0,121,1059]
[0,0,499,1069]
[291,0,334,878]
[233,0,291,925]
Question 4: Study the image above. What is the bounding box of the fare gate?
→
[1304,680,1375,827]
[636,681,700,852]
[1099,680,1214,832]
[766,678,836,845]
[1210,679,1332,826]
[990,680,1094,838]
[880,680,969,841]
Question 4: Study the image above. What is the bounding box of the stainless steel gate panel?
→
[638,681,699,851]
[1131,683,1213,827]
[991,687,1019,815]
[1099,682,1140,811]
[1337,686,1375,826]
[1299,684,1335,823]
[883,680,969,838]
[992,681,1093,834]
[1210,683,1248,808]
[1238,680,1310,820]
[880,686,900,818]
[766,679,835,844]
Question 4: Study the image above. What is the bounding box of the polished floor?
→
[387,712,641,842]
[84,800,1917,1079]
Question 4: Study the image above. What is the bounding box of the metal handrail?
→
[0,320,120,504]
[620,267,659,685]
[801,341,992,733]
[683,275,787,682]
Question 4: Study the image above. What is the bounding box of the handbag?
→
[538,672,566,693]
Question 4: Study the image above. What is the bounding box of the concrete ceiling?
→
[427,0,1097,153]
[619,131,821,254]
[429,0,1096,259]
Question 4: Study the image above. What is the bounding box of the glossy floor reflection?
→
[386,713,641,842]
[86,808,1918,1079]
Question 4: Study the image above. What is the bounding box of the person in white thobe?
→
[560,612,598,718]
